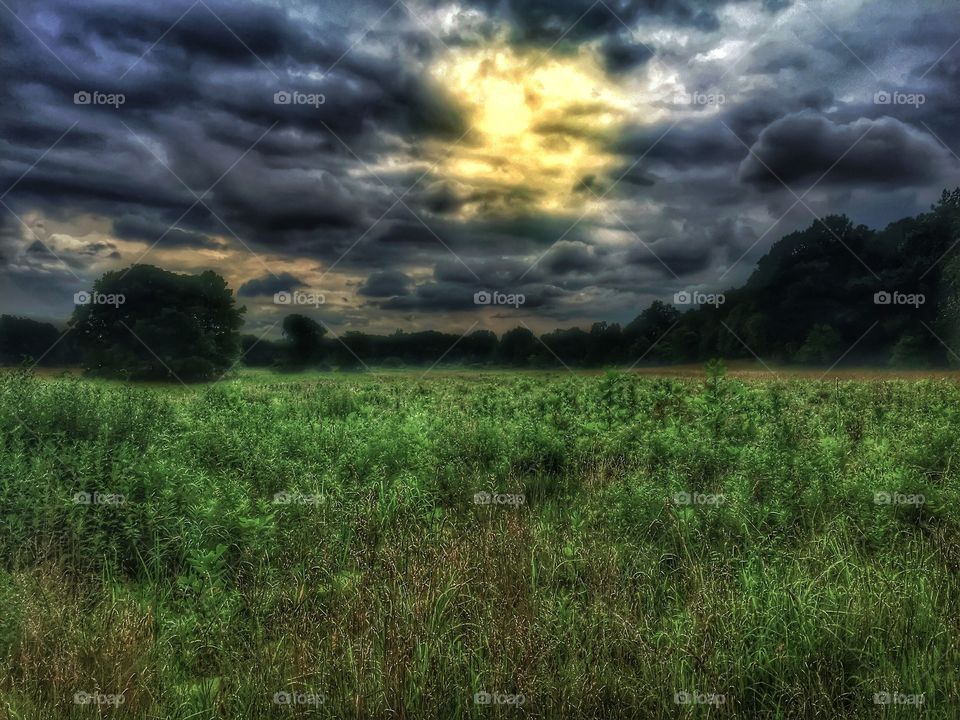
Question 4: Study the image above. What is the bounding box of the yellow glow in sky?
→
[430,46,636,214]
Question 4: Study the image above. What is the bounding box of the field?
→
[1,367,958,718]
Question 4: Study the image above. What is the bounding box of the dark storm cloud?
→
[623,216,758,277]
[611,85,839,174]
[599,35,656,74]
[372,221,443,248]
[214,169,368,234]
[418,182,467,215]
[381,278,559,312]
[335,210,590,276]
[113,214,221,248]
[453,0,794,42]
[748,44,810,75]
[2,0,960,331]
[358,270,414,297]
[433,255,541,286]
[380,280,478,311]
[541,241,604,275]
[28,0,466,140]
[612,121,745,170]
[238,272,304,297]
[723,87,835,138]
[627,240,713,277]
[26,240,57,258]
[606,161,656,190]
[409,178,544,218]
[738,112,958,190]
[0,0,466,228]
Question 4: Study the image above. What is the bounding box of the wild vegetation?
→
[1,366,958,718]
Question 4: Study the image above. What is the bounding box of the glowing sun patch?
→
[430,46,636,215]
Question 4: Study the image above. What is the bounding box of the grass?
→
[0,366,958,718]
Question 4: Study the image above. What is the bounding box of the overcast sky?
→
[1,0,958,336]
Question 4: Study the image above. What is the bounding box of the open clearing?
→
[1,369,958,718]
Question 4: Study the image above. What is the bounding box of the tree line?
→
[2,188,958,380]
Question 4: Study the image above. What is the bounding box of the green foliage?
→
[889,334,934,368]
[0,315,76,366]
[624,300,680,362]
[498,326,537,365]
[281,313,327,367]
[1,369,959,717]
[796,324,842,365]
[940,252,960,368]
[70,264,244,381]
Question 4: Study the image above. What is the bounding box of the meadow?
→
[1,366,958,718]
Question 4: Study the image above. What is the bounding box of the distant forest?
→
[2,189,959,378]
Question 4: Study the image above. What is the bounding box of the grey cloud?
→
[238,272,304,297]
[358,270,413,297]
[2,0,959,333]
[738,112,958,190]
[450,0,794,44]
[599,34,656,74]
[541,241,604,275]
[112,214,221,248]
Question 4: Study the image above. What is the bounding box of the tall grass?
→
[0,368,958,717]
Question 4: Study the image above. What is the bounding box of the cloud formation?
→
[1,0,958,334]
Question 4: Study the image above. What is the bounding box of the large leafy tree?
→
[541,326,591,366]
[461,329,498,364]
[498,326,538,366]
[70,265,244,381]
[586,321,624,366]
[623,301,680,362]
[281,314,327,367]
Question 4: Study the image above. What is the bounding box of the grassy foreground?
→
[1,368,958,718]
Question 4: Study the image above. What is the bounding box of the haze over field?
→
[2,0,960,340]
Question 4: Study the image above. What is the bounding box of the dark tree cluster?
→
[245,189,960,370]
[2,189,959,378]
[0,315,77,367]
[69,265,245,381]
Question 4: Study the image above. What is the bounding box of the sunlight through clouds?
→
[430,45,640,214]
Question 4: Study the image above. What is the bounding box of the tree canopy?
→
[70,265,244,381]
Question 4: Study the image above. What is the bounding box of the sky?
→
[1,0,959,338]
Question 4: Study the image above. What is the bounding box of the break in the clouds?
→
[1,0,959,334]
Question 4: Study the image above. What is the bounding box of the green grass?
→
[1,367,958,718]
